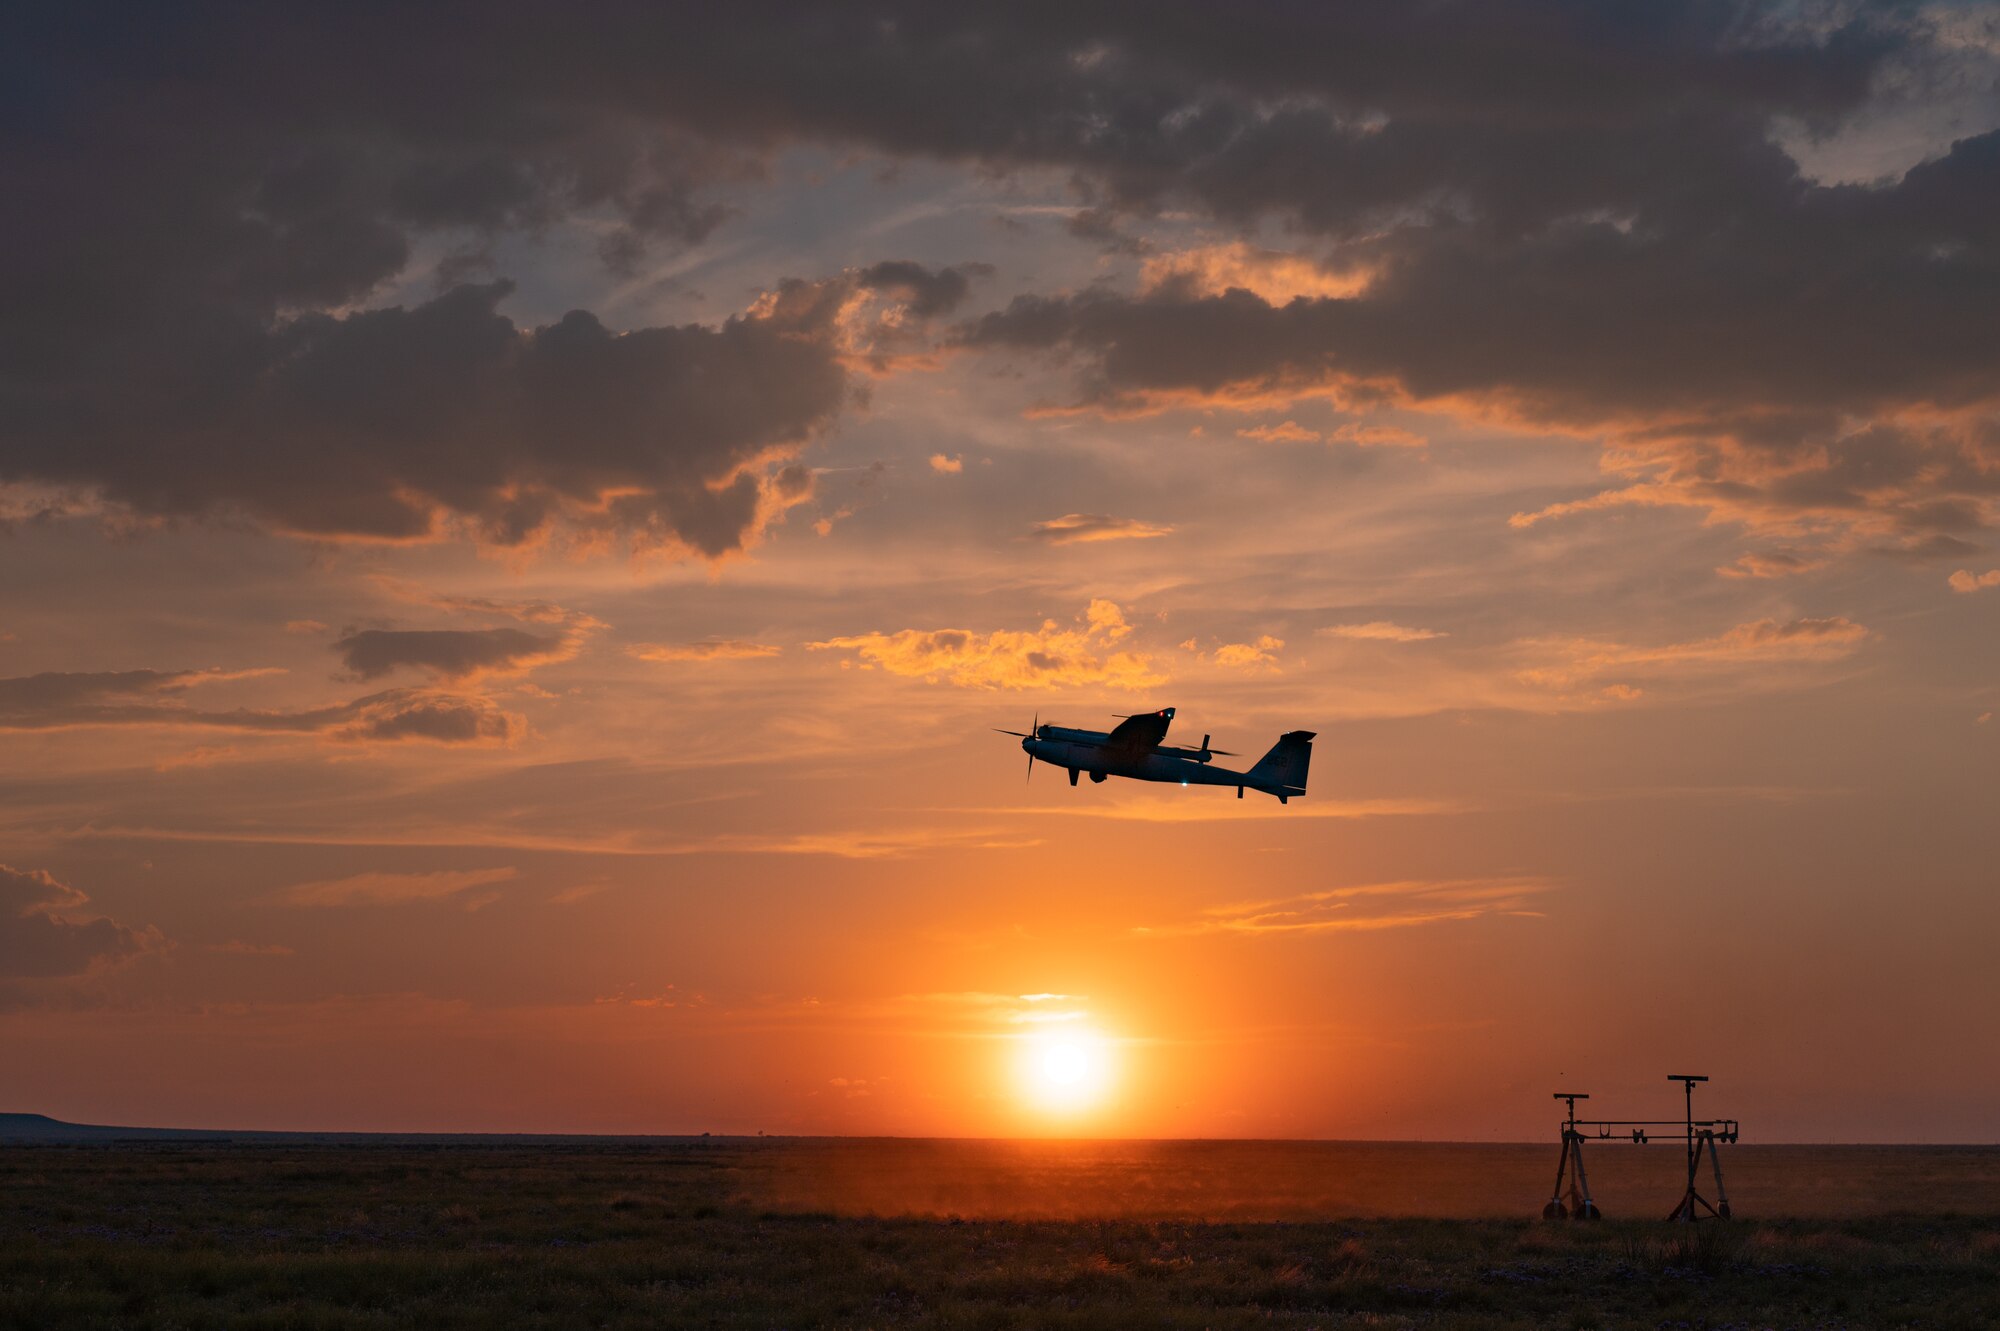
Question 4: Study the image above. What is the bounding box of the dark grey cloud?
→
[0,865,163,981]
[856,261,993,318]
[6,5,1010,551]
[964,127,2000,427]
[0,669,520,746]
[324,691,523,745]
[4,276,853,552]
[0,670,200,716]
[334,628,571,681]
[4,1,1994,554]
[961,227,2000,541]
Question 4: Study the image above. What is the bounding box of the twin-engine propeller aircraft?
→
[996,706,1314,803]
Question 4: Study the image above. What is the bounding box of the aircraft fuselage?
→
[1021,720,1312,803]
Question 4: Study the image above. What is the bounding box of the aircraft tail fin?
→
[1247,730,1314,794]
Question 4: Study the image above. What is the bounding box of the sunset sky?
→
[4,2,1999,1142]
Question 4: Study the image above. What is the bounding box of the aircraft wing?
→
[1107,706,1175,753]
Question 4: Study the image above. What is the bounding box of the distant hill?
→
[0,1113,744,1145]
[0,1113,237,1142]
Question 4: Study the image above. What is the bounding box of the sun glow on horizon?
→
[1013,1027,1118,1117]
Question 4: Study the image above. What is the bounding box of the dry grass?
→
[2,1142,1997,1329]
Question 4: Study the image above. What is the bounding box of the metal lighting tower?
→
[1536,1076,1740,1220]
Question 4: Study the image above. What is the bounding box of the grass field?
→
[3,1141,1997,1328]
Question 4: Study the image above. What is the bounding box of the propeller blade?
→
[1208,748,1239,757]
[1025,712,1038,783]
[993,729,1030,737]
[1026,751,1034,783]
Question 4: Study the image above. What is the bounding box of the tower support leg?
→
[1543,1132,1572,1219]
[1667,1133,1720,1222]
[1566,1136,1601,1220]
[1705,1132,1732,1219]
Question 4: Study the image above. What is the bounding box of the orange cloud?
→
[1238,420,1321,443]
[1329,422,1425,447]
[929,453,964,474]
[810,600,1163,690]
[628,640,782,662]
[1140,243,1373,304]
[1213,634,1284,667]
[1948,569,2000,593]
[1084,600,1134,641]
[1238,420,1425,447]
[1028,513,1174,544]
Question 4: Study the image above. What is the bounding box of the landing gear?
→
[1237,786,1244,799]
[1088,771,1107,783]
[1067,768,1079,786]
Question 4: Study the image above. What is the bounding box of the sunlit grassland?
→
[2,1144,1996,1329]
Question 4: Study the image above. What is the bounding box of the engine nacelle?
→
[1088,770,1107,783]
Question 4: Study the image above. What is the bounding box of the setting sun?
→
[1015,1029,1117,1116]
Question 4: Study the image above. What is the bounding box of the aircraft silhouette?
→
[996,706,1314,803]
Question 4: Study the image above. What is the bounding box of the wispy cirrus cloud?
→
[367,577,604,629]
[902,991,1091,1026]
[273,867,518,908]
[0,668,522,746]
[949,797,1465,823]
[1138,877,1552,937]
[1028,513,1174,545]
[1513,616,1871,692]
[1719,550,1827,580]
[628,639,782,662]
[1321,621,1446,643]
[333,627,578,682]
